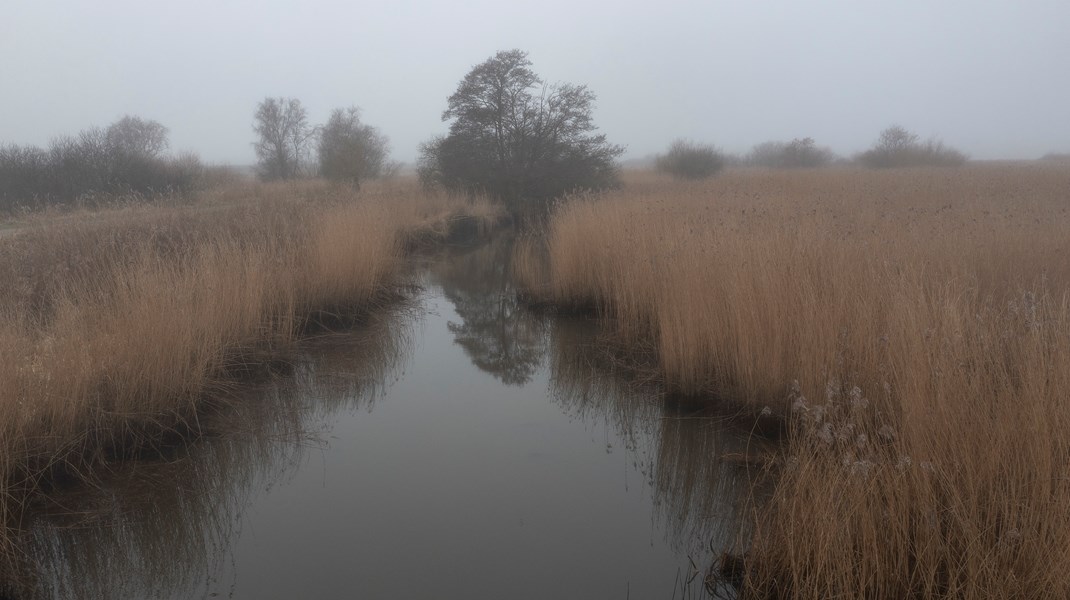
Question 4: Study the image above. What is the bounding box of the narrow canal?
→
[16,238,751,599]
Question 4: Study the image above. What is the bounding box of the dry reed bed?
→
[0,180,498,549]
[514,165,1070,598]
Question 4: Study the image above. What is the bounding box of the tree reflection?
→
[431,236,547,385]
[435,234,756,573]
[1,239,767,599]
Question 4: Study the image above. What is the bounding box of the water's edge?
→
[13,239,751,599]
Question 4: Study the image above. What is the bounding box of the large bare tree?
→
[253,97,315,180]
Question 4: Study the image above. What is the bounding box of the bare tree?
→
[317,107,389,187]
[253,97,315,180]
[106,115,169,158]
[874,126,919,154]
[419,50,623,215]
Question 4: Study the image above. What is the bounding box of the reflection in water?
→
[4,311,413,600]
[4,237,755,599]
[548,319,753,559]
[431,236,546,386]
[433,238,754,596]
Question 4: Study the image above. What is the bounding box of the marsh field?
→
[1,163,1069,598]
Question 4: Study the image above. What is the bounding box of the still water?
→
[14,238,751,599]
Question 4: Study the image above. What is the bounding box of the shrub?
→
[748,137,836,168]
[0,117,203,212]
[856,125,967,168]
[655,140,724,179]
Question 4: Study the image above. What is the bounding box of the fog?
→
[3,0,1067,164]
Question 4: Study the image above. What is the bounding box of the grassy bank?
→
[0,179,500,553]
[514,164,1070,598]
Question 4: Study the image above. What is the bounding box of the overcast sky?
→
[3,0,1067,164]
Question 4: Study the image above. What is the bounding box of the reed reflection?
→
[434,238,753,583]
[547,317,753,560]
[2,310,412,600]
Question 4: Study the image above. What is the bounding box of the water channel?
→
[12,237,753,599]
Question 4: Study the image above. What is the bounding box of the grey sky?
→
[2,0,1067,164]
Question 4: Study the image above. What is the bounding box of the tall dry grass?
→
[7,309,413,599]
[515,165,1070,598]
[0,178,500,552]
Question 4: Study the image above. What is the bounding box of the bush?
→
[0,117,203,212]
[856,125,967,168]
[655,140,724,179]
[748,137,835,168]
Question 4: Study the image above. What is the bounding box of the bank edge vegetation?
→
[2,47,1069,600]
[0,181,500,572]
[513,165,1070,598]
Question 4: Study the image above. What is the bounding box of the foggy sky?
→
[3,0,1068,165]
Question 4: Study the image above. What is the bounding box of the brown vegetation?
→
[857,125,968,168]
[514,164,1070,598]
[748,137,836,169]
[655,140,725,179]
[0,179,501,557]
[0,116,204,211]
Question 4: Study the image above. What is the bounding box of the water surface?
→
[15,239,750,599]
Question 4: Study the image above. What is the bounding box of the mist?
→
[3,0,1067,164]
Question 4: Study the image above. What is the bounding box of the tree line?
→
[2,48,975,213]
[655,128,967,179]
[0,116,204,211]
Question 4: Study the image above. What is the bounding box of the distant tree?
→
[106,115,169,158]
[102,116,181,193]
[783,137,836,167]
[856,125,967,168]
[253,97,315,180]
[419,49,623,215]
[748,137,835,168]
[656,140,724,179]
[317,107,390,187]
[0,145,49,207]
[874,125,918,154]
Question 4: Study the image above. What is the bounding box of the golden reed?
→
[0,179,499,555]
[516,164,1070,598]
